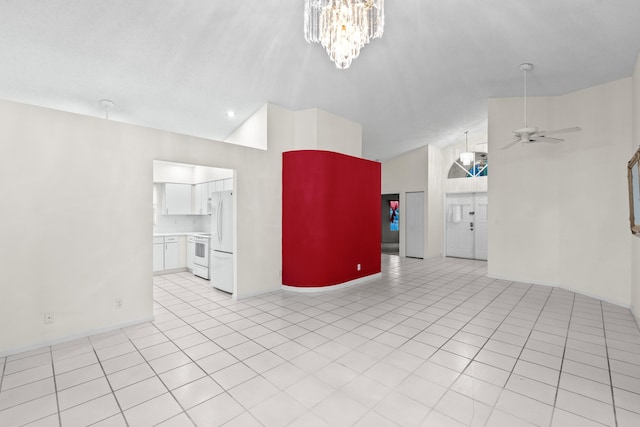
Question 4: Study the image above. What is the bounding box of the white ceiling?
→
[1,1,640,161]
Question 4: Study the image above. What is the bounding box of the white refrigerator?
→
[210,190,233,293]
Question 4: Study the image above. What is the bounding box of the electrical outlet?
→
[115,299,123,310]
[44,312,54,324]
[357,264,361,271]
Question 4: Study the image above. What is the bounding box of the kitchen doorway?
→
[381,194,400,255]
[152,160,235,294]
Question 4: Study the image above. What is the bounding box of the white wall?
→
[315,109,362,158]
[426,145,444,257]
[153,162,195,184]
[292,108,362,157]
[193,165,233,183]
[0,98,364,355]
[292,109,317,151]
[488,78,633,306]
[153,162,232,184]
[0,100,289,355]
[631,54,640,319]
[224,105,268,151]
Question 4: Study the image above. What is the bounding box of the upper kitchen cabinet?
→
[154,160,234,216]
[223,178,233,191]
[163,183,192,215]
[193,182,209,215]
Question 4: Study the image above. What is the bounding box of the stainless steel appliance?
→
[193,234,210,279]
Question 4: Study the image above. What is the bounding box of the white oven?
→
[193,234,210,279]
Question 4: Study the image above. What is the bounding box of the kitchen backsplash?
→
[154,213,210,234]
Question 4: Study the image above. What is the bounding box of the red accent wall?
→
[282,150,381,287]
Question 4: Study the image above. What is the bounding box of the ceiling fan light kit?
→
[502,63,581,150]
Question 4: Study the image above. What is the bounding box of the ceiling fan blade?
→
[531,136,565,143]
[501,139,520,150]
[538,126,581,136]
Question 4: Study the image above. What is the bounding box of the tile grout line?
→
[91,346,130,427]
[601,300,619,427]
[549,290,575,416]
[0,354,5,394]
[537,288,574,427]
[50,345,62,427]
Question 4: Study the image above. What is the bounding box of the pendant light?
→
[459,131,474,166]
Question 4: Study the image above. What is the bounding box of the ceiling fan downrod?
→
[520,63,533,128]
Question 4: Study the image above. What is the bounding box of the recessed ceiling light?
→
[226,110,235,118]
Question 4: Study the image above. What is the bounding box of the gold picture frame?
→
[628,147,640,234]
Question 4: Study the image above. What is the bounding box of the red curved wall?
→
[282,150,381,287]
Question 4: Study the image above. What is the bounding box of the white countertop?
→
[153,232,209,237]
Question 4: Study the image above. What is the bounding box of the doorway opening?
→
[152,160,236,295]
[381,194,400,255]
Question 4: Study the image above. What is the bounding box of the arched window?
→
[447,152,488,179]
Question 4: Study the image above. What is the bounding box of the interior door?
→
[405,191,424,258]
[445,193,488,260]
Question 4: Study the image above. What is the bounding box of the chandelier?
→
[304,0,385,69]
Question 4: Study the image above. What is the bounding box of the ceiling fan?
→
[502,63,581,150]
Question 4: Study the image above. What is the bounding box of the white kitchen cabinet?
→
[187,236,195,270]
[223,178,233,191]
[194,183,209,215]
[153,237,164,272]
[164,236,179,270]
[164,183,192,215]
[214,180,224,192]
[178,235,187,268]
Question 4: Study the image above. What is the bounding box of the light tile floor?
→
[2,255,640,426]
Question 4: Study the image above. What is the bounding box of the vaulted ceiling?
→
[1,1,640,160]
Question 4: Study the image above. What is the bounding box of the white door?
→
[405,192,424,258]
[445,193,488,260]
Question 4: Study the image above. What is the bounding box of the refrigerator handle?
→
[217,198,222,246]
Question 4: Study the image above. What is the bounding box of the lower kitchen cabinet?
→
[164,236,179,270]
[154,235,188,273]
[153,238,164,272]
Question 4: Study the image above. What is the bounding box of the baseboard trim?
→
[0,315,154,358]
[281,273,382,293]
